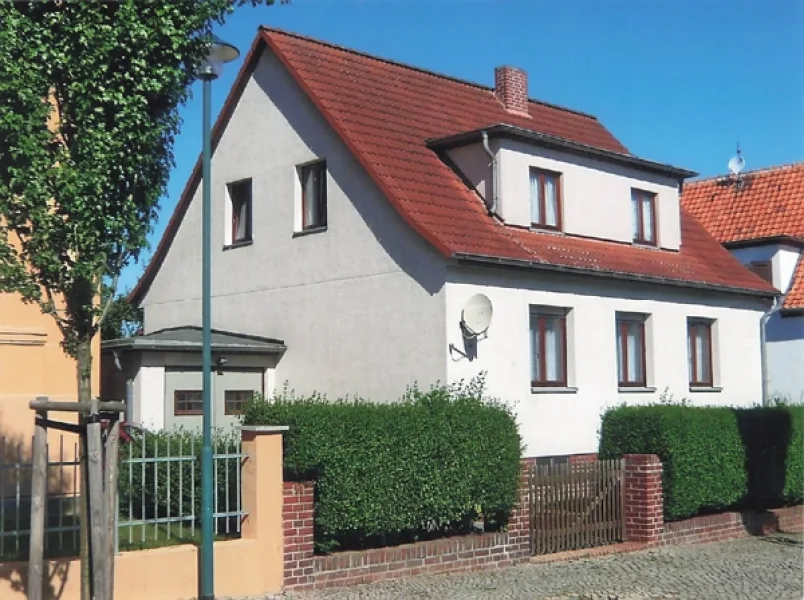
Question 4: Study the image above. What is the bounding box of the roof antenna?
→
[728,144,745,189]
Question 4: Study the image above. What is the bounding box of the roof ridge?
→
[687,160,804,185]
[258,26,599,121]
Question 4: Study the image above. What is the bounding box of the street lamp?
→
[199,34,239,600]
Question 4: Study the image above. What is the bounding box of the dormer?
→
[438,128,694,251]
[430,68,695,252]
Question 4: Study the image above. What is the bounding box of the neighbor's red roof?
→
[682,163,804,309]
[681,162,804,244]
[130,28,775,304]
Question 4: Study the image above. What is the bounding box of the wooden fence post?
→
[28,406,49,600]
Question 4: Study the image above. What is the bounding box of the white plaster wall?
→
[730,244,801,293]
[141,48,446,403]
[765,314,804,402]
[445,267,767,457]
[136,364,165,430]
[494,139,681,250]
[446,143,491,201]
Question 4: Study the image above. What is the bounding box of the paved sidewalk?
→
[282,534,803,600]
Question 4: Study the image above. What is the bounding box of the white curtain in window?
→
[631,193,640,239]
[544,176,558,227]
[530,317,541,381]
[303,166,320,228]
[641,196,654,242]
[545,317,562,380]
[694,326,711,382]
[530,172,542,224]
[617,321,644,383]
[234,197,248,241]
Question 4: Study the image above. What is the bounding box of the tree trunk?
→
[76,337,92,600]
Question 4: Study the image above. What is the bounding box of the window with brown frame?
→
[688,319,714,387]
[616,314,647,387]
[631,189,657,245]
[224,390,255,416]
[529,168,562,230]
[747,260,773,285]
[228,179,252,244]
[529,308,568,386]
[174,390,203,416]
[299,161,327,230]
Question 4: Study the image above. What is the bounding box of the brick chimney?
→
[494,66,529,116]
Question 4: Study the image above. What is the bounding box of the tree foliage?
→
[0,0,281,363]
[100,291,142,340]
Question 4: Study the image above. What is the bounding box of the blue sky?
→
[120,0,803,292]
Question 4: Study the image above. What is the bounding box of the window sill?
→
[531,386,578,394]
[689,386,722,393]
[223,240,253,251]
[293,225,328,238]
[618,386,657,393]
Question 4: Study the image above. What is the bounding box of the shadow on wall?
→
[0,423,77,600]
[735,406,800,534]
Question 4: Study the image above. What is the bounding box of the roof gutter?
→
[428,124,697,180]
[452,252,778,299]
[723,236,804,250]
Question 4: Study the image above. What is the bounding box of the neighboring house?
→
[0,289,100,438]
[682,163,804,402]
[117,28,776,457]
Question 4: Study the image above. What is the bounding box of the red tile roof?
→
[130,29,775,304]
[682,163,804,308]
[783,257,804,310]
[681,162,804,245]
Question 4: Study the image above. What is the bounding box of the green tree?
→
[100,290,143,340]
[0,2,283,598]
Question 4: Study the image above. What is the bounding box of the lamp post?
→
[198,35,240,600]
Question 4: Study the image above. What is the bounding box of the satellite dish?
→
[728,149,745,176]
[461,294,493,337]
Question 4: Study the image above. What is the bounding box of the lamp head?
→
[199,35,240,80]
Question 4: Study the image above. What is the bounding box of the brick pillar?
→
[624,454,664,545]
[283,481,316,588]
[506,458,534,561]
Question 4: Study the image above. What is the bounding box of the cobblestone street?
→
[282,534,804,600]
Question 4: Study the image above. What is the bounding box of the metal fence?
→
[0,430,246,561]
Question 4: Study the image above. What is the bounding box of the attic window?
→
[631,189,656,246]
[298,161,327,231]
[227,179,252,246]
[530,168,562,230]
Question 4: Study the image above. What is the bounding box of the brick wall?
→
[623,454,804,547]
[494,65,529,115]
[282,459,533,591]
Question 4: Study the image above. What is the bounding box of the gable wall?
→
[141,48,447,403]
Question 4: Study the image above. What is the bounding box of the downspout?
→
[481,130,499,216]
[760,295,784,406]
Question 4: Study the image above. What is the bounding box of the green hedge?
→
[242,378,523,553]
[599,404,804,521]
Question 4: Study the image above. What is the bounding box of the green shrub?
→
[242,377,522,553]
[117,428,240,534]
[599,404,804,521]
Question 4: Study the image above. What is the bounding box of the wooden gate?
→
[530,458,626,555]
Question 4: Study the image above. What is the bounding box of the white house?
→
[112,28,776,458]
[683,162,804,403]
